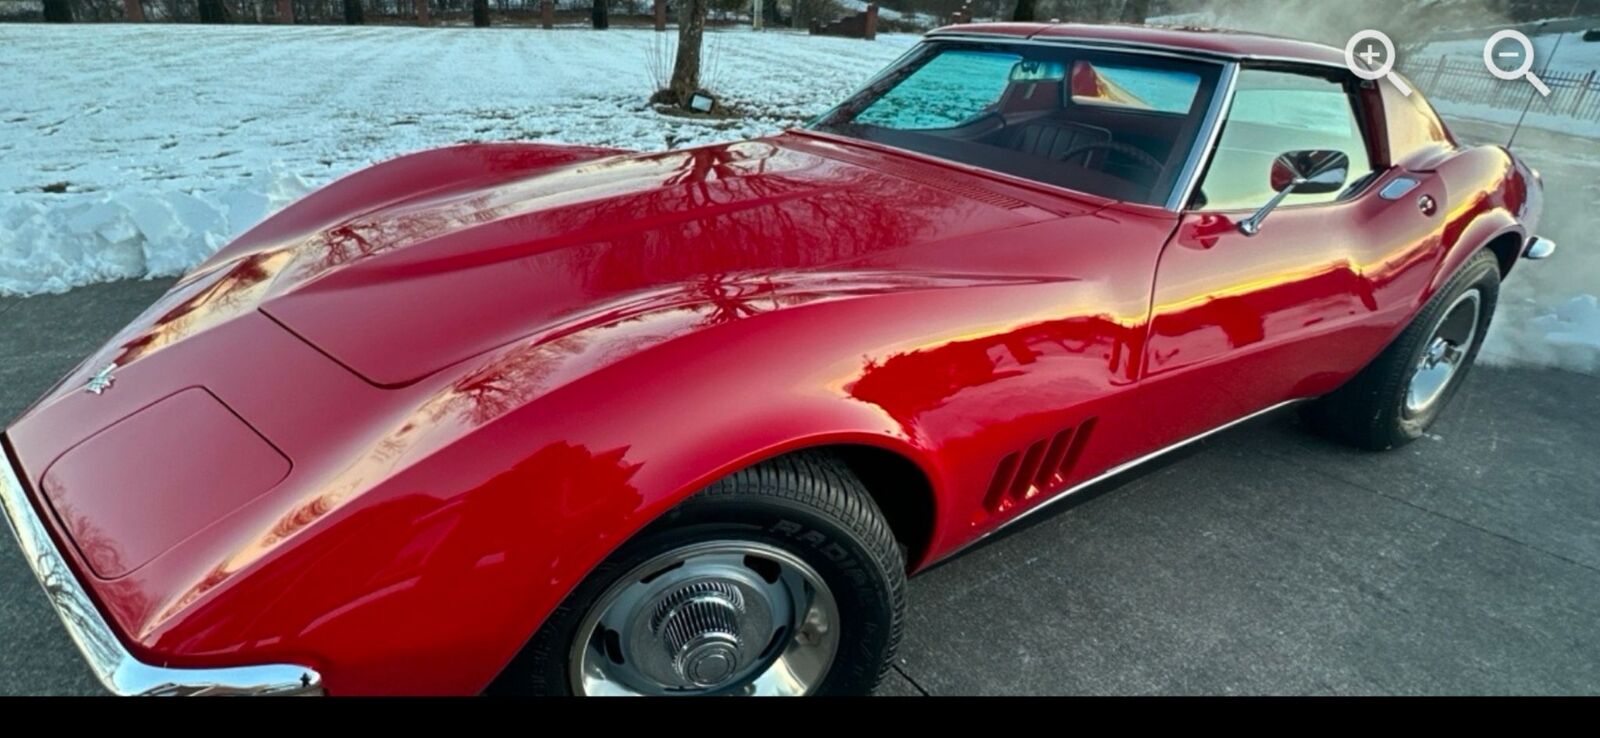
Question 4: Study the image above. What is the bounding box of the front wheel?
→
[490,452,906,696]
[1302,248,1500,450]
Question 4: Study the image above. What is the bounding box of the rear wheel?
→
[1302,248,1499,450]
[490,451,905,696]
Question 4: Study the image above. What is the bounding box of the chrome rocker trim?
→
[0,448,322,696]
[940,399,1303,562]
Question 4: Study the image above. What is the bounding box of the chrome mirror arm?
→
[1237,179,1302,236]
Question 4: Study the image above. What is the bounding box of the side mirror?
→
[1238,150,1350,236]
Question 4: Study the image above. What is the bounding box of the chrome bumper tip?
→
[1525,236,1556,260]
[1,447,323,696]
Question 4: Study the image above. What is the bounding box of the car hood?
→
[191,135,1060,386]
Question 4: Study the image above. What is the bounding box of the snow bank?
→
[0,25,916,297]
[1421,31,1600,75]
[1484,295,1600,375]
[0,166,309,295]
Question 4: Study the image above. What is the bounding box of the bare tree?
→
[665,0,708,107]
[1119,0,1149,22]
[1012,0,1034,21]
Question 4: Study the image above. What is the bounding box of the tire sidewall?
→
[1391,254,1500,442]
[498,493,899,696]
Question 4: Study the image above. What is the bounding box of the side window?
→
[854,50,1020,130]
[1194,69,1375,211]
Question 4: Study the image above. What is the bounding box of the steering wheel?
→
[1058,142,1163,175]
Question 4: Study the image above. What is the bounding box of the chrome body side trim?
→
[0,447,323,696]
[939,399,1303,562]
[1524,236,1556,260]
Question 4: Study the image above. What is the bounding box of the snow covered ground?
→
[0,25,917,294]
[0,24,1594,373]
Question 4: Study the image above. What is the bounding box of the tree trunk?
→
[344,0,364,23]
[473,0,489,25]
[1119,0,1150,23]
[197,0,231,22]
[592,0,608,28]
[43,0,73,21]
[1011,0,1034,22]
[668,0,707,106]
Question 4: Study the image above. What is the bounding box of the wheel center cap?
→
[651,580,747,688]
[681,636,741,686]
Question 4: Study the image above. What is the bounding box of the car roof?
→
[927,22,1347,69]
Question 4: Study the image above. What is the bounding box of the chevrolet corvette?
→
[1,23,1552,696]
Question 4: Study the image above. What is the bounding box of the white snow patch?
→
[1483,295,1600,375]
[0,166,310,295]
[0,24,915,296]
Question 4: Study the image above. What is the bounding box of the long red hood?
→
[187,135,1064,386]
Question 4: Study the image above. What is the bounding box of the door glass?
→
[1194,69,1375,211]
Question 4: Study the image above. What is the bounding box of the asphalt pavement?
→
[2,278,1598,695]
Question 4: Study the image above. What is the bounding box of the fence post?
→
[414,0,429,25]
[1573,70,1597,116]
[122,0,143,20]
[864,3,877,40]
[276,0,293,23]
[654,0,665,31]
[1430,55,1447,89]
[541,0,553,29]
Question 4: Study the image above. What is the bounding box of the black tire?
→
[488,451,906,696]
[1301,248,1500,450]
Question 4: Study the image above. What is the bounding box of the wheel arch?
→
[635,430,946,574]
[1426,209,1525,301]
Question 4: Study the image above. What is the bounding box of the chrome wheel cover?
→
[1405,288,1481,417]
[569,541,840,696]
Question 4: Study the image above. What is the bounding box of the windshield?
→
[811,41,1224,206]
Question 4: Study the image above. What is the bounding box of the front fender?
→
[197,141,628,271]
[132,273,1011,695]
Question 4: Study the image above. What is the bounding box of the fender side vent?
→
[983,418,1097,514]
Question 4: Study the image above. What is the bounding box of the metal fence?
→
[1408,55,1600,122]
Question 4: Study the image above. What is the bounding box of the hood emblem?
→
[85,363,117,395]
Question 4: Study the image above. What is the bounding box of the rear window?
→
[1070,61,1201,114]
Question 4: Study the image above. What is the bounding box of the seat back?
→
[1004,120,1112,162]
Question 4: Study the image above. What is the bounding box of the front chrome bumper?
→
[0,445,323,695]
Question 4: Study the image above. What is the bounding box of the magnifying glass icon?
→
[1344,30,1413,97]
[1484,29,1550,96]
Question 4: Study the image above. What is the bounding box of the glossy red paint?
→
[2,29,1541,695]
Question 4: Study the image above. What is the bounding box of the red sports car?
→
[2,23,1551,696]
